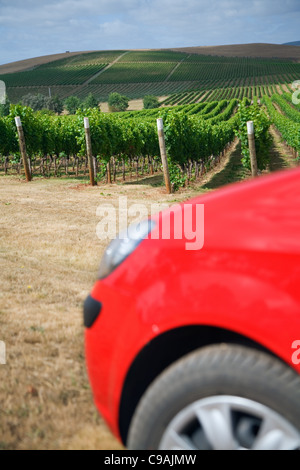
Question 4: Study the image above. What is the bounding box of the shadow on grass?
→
[124,174,164,187]
[268,130,295,173]
[201,143,250,191]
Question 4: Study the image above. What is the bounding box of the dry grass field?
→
[0,175,199,450]
[0,51,96,74]
[0,130,296,450]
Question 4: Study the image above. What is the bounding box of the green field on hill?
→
[1,49,300,104]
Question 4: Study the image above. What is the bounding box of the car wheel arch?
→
[118,324,288,446]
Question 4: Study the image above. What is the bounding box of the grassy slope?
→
[1,44,300,103]
[169,43,300,61]
[0,51,96,74]
[2,43,300,73]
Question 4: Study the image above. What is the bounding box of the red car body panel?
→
[85,167,300,441]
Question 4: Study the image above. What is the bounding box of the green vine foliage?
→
[0,101,239,188]
[263,96,300,153]
[167,159,187,191]
[235,100,271,171]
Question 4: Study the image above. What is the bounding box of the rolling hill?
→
[169,43,300,60]
[283,41,300,46]
[0,43,299,105]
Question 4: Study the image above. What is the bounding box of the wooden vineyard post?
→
[247,121,258,177]
[157,118,172,194]
[15,117,31,182]
[107,159,112,185]
[84,117,96,186]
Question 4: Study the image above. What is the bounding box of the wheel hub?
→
[159,396,300,450]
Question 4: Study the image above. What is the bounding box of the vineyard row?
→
[1,95,299,189]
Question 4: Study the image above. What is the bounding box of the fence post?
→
[247,121,258,177]
[84,117,96,186]
[15,117,31,182]
[157,118,172,194]
[106,159,112,184]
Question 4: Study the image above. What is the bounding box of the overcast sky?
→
[0,0,299,65]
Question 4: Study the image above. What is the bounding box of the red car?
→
[84,166,300,450]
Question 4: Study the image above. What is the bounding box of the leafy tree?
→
[143,95,159,109]
[108,92,129,112]
[21,93,49,111]
[64,96,82,115]
[20,93,64,114]
[0,95,10,116]
[82,93,99,109]
[47,94,64,114]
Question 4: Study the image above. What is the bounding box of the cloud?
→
[0,0,299,64]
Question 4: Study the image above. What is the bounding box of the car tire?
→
[127,344,300,450]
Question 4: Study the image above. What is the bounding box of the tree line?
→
[0,92,161,117]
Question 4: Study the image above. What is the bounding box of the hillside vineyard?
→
[1,50,300,103]
[0,93,299,189]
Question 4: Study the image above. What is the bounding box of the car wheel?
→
[127,344,300,450]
